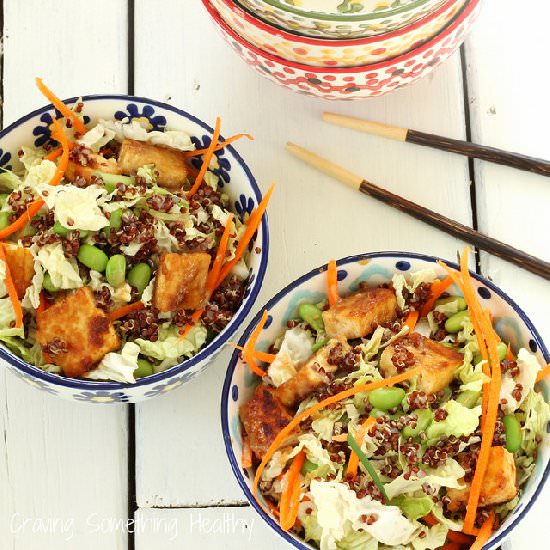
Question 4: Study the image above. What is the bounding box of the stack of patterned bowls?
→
[202,0,481,99]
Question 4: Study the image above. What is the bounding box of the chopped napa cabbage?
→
[77,123,116,152]
[426,400,481,442]
[24,159,57,188]
[336,530,378,550]
[392,268,437,310]
[499,348,541,414]
[431,503,464,532]
[290,434,336,478]
[455,342,490,392]
[268,327,314,386]
[21,258,44,310]
[141,277,155,306]
[410,523,448,550]
[84,342,140,384]
[136,164,157,184]
[261,448,292,481]
[19,146,46,171]
[391,495,433,521]
[204,170,219,190]
[211,204,233,226]
[298,507,324,546]
[135,325,207,365]
[154,220,178,253]
[0,168,22,191]
[39,184,109,231]
[0,258,6,297]
[0,335,43,365]
[434,299,462,317]
[519,389,550,457]
[309,480,417,549]
[312,413,341,442]
[35,243,83,289]
[0,298,24,338]
[119,242,143,257]
[385,458,465,500]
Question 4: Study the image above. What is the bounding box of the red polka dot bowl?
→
[210,0,466,68]
[202,0,480,100]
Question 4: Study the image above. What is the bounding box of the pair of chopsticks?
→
[286,113,550,281]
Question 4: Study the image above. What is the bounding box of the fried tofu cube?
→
[379,333,462,394]
[153,252,211,312]
[322,287,397,340]
[4,245,34,299]
[118,139,188,189]
[64,152,121,185]
[36,287,119,378]
[275,338,350,409]
[446,447,518,511]
[239,385,295,459]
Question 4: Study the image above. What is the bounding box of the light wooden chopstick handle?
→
[286,142,363,190]
[323,112,408,142]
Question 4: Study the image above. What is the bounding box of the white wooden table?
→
[0,0,548,548]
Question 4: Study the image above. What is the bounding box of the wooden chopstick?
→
[323,112,550,177]
[286,142,550,281]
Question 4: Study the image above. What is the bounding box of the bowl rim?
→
[216,0,461,46]
[253,0,441,22]
[0,94,269,391]
[221,251,550,550]
[204,0,478,73]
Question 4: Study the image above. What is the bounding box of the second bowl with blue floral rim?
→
[0,95,268,404]
[221,251,550,549]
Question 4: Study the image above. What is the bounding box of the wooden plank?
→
[464,0,550,548]
[0,2,129,549]
[134,507,288,549]
[134,0,472,510]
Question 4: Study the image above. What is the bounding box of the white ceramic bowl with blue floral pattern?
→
[221,252,550,549]
[0,96,268,404]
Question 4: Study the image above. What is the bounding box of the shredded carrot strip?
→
[187,117,221,198]
[242,437,253,469]
[447,530,474,544]
[253,366,423,514]
[536,364,550,383]
[178,308,204,340]
[0,199,45,240]
[228,342,276,363]
[205,214,234,296]
[216,183,274,287]
[182,133,254,158]
[327,259,339,307]
[461,274,502,532]
[331,433,349,442]
[470,511,495,550]
[35,77,87,136]
[45,147,63,161]
[0,245,23,328]
[420,276,454,317]
[241,310,271,377]
[279,450,306,531]
[108,300,145,321]
[506,343,515,361]
[422,513,438,527]
[48,118,70,187]
[346,416,376,480]
[404,310,419,331]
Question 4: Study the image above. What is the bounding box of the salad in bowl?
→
[0,79,269,402]
[223,250,550,549]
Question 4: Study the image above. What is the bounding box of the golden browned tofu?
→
[240,385,295,459]
[446,447,518,511]
[275,338,350,409]
[153,252,211,312]
[118,139,188,189]
[379,333,462,394]
[322,287,397,340]
[4,245,34,299]
[36,287,120,378]
[64,152,121,185]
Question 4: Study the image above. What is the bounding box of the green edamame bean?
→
[435,297,467,311]
[109,209,123,229]
[78,230,90,239]
[474,342,507,365]
[53,221,70,236]
[503,414,522,453]
[105,255,127,287]
[369,408,386,419]
[301,459,318,475]
[368,387,405,411]
[445,310,470,333]
[127,262,152,293]
[77,244,109,272]
[0,193,9,206]
[402,409,434,439]
[456,390,480,409]
[298,303,324,332]
[0,212,11,230]
[135,359,154,379]
[42,273,59,293]
[311,340,328,353]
